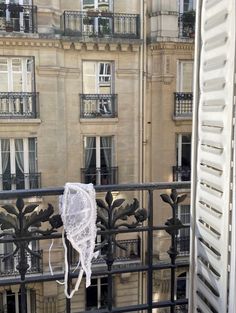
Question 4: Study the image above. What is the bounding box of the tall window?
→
[82,61,114,116]
[83,136,116,185]
[0,289,36,313]
[177,61,193,92]
[177,205,190,255]
[0,138,38,190]
[176,134,191,181]
[83,61,112,94]
[86,278,108,310]
[0,57,34,92]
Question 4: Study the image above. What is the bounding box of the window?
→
[0,138,38,190]
[82,61,115,117]
[82,0,111,12]
[177,61,193,92]
[0,1,33,32]
[0,289,36,313]
[83,136,117,185]
[179,0,195,13]
[177,205,190,255]
[0,57,34,92]
[86,278,108,310]
[175,134,191,181]
[83,61,112,94]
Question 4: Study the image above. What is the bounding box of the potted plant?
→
[99,18,111,36]
[5,21,13,32]
[101,11,112,18]
[0,3,6,11]
[87,10,99,17]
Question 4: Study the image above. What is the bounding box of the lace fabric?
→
[56,183,98,298]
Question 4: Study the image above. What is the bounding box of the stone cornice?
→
[0,36,142,52]
[150,41,194,52]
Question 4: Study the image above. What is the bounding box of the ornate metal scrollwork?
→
[0,198,62,278]
[96,191,147,264]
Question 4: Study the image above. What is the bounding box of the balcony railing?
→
[174,92,193,118]
[173,166,191,181]
[81,167,118,185]
[178,11,195,38]
[61,11,140,39]
[0,181,190,313]
[0,92,39,119]
[0,250,42,276]
[80,94,117,118]
[0,4,37,33]
[0,173,41,190]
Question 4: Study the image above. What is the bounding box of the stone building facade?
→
[0,0,194,312]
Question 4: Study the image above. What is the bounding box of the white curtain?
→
[85,137,95,169]
[101,137,111,168]
[1,139,10,174]
[28,138,36,173]
[15,139,24,174]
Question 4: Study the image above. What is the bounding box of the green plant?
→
[181,10,195,26]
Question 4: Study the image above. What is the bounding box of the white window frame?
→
[82,0,112,11]
[0,57,34,92]
[177,60,194,92]
[0,138,37,190]
[178,0,196,13]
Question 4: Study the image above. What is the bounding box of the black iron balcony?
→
[0,181,190,313]
[0,4,37,33]
[0,173,41,190]
[80,94,117,118]
[81,167,118,185]
[174,92,193,118]
[61,11,140,39]
[178,11,195,38]
[0,92,39,118]
[73,238,140,266]
[0,250,42,276]
[173,166,191,181]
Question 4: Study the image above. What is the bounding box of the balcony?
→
[178,11,195,38]
[0,181,190,313]
[81,167,118,185]
[80,94,117,118]
[0,250,42,276]
[0,4,37,33]
[0,92,39,119]
[173,166,191,181]
[61,11,140,39]
[174,92,193,119]
[0,173,41,190]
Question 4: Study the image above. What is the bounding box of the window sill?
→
[0,118,41,125]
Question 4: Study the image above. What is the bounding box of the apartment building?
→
[0,0,194,312]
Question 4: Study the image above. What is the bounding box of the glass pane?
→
[83,0,95,10]
[180,62,193,92]
[26,58,33,92]
[0,58,8,92]
[28,138,36,173]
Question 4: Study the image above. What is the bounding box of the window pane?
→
[29,138,36,173]
[0,58,8,92]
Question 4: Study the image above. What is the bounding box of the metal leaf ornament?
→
[0,197,62,278]
[96,191,147,256]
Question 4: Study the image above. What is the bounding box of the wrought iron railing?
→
[0,182,190,313]
[178,11,195,38]
[73,238,140,266]
[61,11,140,38]
[0,250,42,276]
[0,92,39,118]
[81,167,118,185]
[0,4,37,33]
[173,166,191,182]
[80,94,117,118]
[174,92,193,118]
[0,173,41,190]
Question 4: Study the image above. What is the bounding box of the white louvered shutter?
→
[190,0,236,312]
